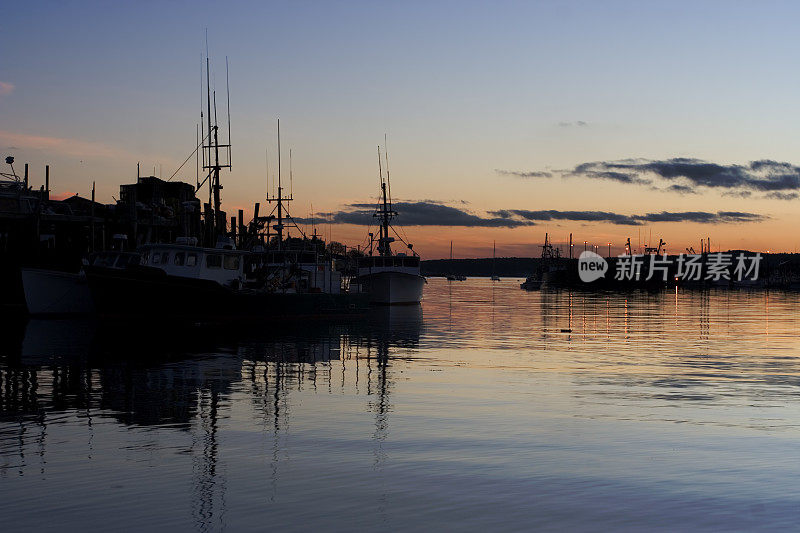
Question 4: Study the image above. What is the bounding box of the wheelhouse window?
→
[115,254,134,268]
[94,253,114,267]
[224,255,240,270]
[206,254,222,268]
[186,253,197,267]
[174,252,185,266]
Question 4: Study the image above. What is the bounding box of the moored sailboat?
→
[490,241,500,281]
[445,241,466,281]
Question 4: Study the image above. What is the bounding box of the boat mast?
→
[277,120,283,248]
[274,119,283,250]
[375,145,396,257]
[200,44,232,246]
[266,119,293,250]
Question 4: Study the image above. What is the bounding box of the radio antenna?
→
[196,123,199,190]
[225,56,232,169]
[311,202,316,238]
[377,145,383,185]
[384,133,392,210]
[200,53,205,172]
[277,119,281,193]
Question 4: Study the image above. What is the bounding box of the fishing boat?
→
[354,145,426,304]
[86,240,367,319]
[85,58,368,319]
[521,233,565,290]
[23,249,139,315]
[1,157,109,310]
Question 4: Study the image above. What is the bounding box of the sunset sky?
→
[4,1,800,258]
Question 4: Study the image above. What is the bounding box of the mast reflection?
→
[0,307,423,529]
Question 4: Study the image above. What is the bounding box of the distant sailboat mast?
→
[493,241,497,278]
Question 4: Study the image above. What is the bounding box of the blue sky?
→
[4,1,800,256]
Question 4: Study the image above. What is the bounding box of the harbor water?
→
[2,278,800,530]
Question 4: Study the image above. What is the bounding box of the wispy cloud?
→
[495,169,553,179]
[0,129,134,160]
[661,184,698,195]
[558,121,588,127]
[0,82,13,97]
[722,190,753,198]
[764,191,799,201]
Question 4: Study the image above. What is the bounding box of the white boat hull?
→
[357,271,425,304]
[21,268,94,315]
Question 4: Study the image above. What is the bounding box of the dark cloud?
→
[570,162,652,185]
[566,158,800,195]
[489,209,766,226]
[505,158,800,198]
[492,209,640,226]
[295,202,766,229]
[495,169,553,179]
[295,201,533,228]
[633,211,766,224]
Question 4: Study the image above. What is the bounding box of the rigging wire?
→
[168,130,211,183]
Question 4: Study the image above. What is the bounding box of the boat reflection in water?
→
[8,280,800,530]
[0,306,422,531]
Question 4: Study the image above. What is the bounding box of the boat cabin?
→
[357,254,421,276]
[139,243,245,286]
[251,249,342,294]
[90,251,141,269]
